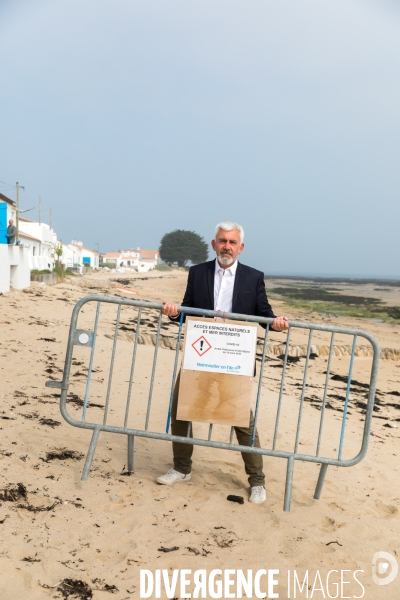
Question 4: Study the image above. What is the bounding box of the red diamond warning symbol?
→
[192,335,212,357]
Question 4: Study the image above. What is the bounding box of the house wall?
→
[137,260,157,272]
[62,245,72,266]
[119,257,139,267]
[0,245,30,293]
[66,244,99,268]
[15,222,55,270]
[63,244,80,267]
[19,234,54,271]
[81,253,99,268]
[119,251,140,267]
[20,222,53,244]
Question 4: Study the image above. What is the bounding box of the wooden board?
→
[177,368,252,426]
[176,317,255,426]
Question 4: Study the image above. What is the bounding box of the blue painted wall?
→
[0,203,7,244]
[82,256,91,265]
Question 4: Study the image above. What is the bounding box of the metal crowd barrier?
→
[46,295,380,512]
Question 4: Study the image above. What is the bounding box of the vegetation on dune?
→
[31,269,52,275]
[268,285,400,322]
[270,286,381,305]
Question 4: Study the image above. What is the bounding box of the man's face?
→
[9,220,14,226]
[211,228,244,267]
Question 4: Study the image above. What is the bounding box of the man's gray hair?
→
[214,221,244,244]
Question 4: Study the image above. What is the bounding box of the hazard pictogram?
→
[192,335,212,357]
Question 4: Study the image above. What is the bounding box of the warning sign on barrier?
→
[182,317,258,377]
[191,335,212,357]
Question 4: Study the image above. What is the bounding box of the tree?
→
[159,230,208,267]
[53,241,63,267]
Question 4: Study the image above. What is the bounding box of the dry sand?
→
[0,270,399,599]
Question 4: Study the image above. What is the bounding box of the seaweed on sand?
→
[0,483,28,502]
[44,448,84,462]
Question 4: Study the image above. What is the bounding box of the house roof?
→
[0,193,16,207]
[19,230,41,242]
[70,243,99,255]
[140,249,159,259]
[103,249,158,259]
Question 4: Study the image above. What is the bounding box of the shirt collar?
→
[215,257,238,276]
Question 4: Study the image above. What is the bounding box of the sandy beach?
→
[0,270,399,599]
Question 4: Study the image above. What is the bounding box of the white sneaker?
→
[157,468,191,485]
[249,486,266,504]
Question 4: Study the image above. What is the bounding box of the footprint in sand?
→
[372,500,398,519]
[321,516,345,532]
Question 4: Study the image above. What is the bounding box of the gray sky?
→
[1,0,399,277]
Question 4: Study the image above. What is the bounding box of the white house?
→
[102,248,158,272]
[136,248,159,271]
[19,217,55,270]
[0,193,56,272]
[102,252,121,266]
[66,241,99,269]
[0,193,17,233]
[0,192,99,291]
[0,194,31,293]
[103,249,140,268]
[59,242,79,271]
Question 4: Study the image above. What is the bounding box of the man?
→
[158,221,288,504]
[7,219,16,245]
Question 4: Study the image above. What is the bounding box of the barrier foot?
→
[283,456,294,512]
[81,427,100,481]
[314,463,328,500]
[127,434,135,473]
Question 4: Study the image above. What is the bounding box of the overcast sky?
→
[1,0,399,277]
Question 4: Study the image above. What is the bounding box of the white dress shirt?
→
[213,258,238,313]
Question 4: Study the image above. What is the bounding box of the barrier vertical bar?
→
[229,427,234,444]
[145,310,162,430]
[127,434,134,472]
[294,330,313,453]
[81,426,100,481]
[314,463,328,499]
[251,325,269,446]
[82,301,101,423]
[103,304,121,425]
[124,307,142,428]
[338,335,357,460]
[283,455,295,512]
[316,333,335,457]
[166,313,184,433]
[208,424,213,441]
[272,327,291,450]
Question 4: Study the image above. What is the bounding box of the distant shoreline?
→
[264,275,400,286]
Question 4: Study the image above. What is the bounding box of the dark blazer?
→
[171,259,276,324]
